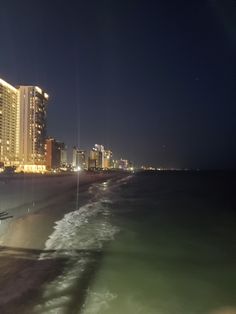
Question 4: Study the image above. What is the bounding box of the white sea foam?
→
[115,175,133,185]
[81,289,117,314]
[34,180,120,314]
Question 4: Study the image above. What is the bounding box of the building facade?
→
[45,138,65,170]
[72,147,87,170]
[59,142,67,166]
[88,150,99,170]
[89,144,104,169]
[0,78,49,171]
[104,150,112,169]
[18,86,48,165]
[0,78,19,165]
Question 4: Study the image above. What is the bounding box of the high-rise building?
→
[117,159,131,170]
[88,157,97,170]
[88,149,99,170]
[88,144,109,170]
[59,143,67,166]
[104,150,112,169]
[72,147,87,170]
[17,86,49,165]
[92,144,104,169]
[0,78,19,165]
[45,138,66,170]
[0,78,49,172]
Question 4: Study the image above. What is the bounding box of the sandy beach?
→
[0,171,124,313]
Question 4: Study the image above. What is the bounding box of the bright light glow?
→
[60,167,67,171]
[44,92,49,99]
[17,164,46,173]
[76,166,81,171]
[0,78,17,92]
[35,86,42,94]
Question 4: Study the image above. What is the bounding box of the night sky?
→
[0,0,235,169]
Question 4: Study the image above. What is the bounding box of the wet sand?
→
[0,171,124,313]
[0,172,119,246]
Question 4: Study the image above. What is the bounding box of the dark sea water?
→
[33,171,236,314]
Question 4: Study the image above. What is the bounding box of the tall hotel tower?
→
[0,78,18,165]
[0,78,49,169]
[17,86,49,165]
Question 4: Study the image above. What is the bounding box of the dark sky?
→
[0,0,235,169]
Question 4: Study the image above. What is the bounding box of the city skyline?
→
[0,0,235,169]
[0,75,137,168]
[0,75,132,171]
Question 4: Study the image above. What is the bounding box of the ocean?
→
[29,171,236,314]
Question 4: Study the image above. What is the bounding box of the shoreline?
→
[0,171,128,312]
[0,171,127,247]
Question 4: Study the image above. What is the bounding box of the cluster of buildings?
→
[72,144,133,171]
[0,77,132,173]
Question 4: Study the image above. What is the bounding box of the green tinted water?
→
[82,173,236,314]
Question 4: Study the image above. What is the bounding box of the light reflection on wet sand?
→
[0,173,124,313]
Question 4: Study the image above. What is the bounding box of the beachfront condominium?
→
[104,150,112,169]
[0,78,19,166]
[93,144,105,168]
[88,144,105,170]
[17,86,49,166]
[0,78,49,171]
[72,147,87,170]
[46,138,67,170]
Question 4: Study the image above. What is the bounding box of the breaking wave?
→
[33,178,126,314]
[81,289,117,314]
